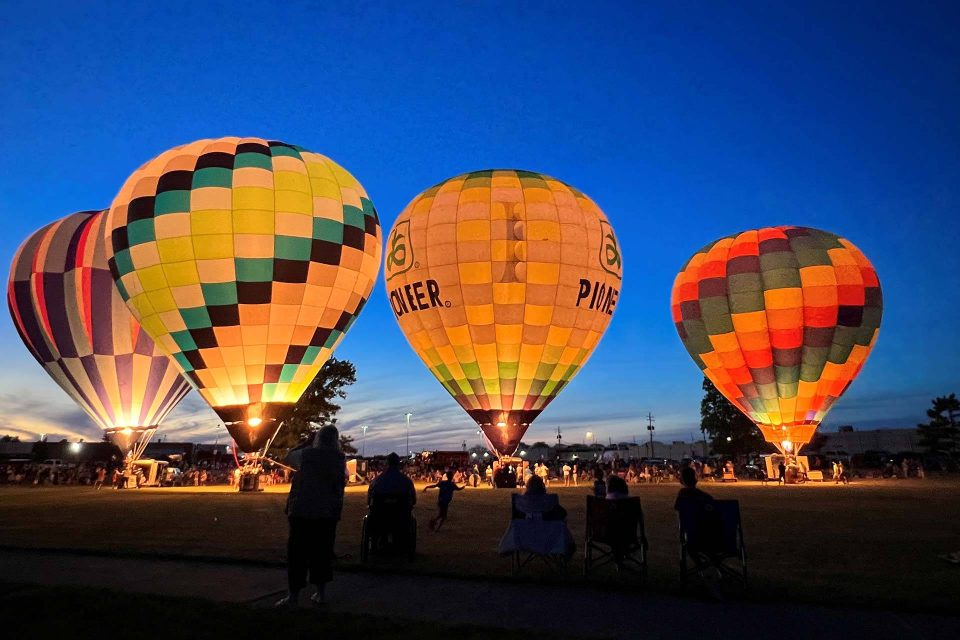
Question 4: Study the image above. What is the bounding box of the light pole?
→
[646,412,656,458]
[405,412,412,456]
[361,425,368,458]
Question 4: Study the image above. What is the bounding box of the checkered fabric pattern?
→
[671,226,882,449]
[104,138,381,450]
[7,211,192,452]
[384,169,622,456]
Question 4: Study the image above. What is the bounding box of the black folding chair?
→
[506,493,571,575]
[361,492,416,562]
[584,496,648,579]
[678,498,747,590]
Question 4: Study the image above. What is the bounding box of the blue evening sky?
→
[1,1,957,453]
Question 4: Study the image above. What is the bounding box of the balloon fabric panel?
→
[671,226,882,448]
[385,170,622,456]
[7,211,191,448]
[104,138,381,451]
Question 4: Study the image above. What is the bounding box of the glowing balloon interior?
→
[7,211,192,455]
[104,138,381,452]
[385,169,622,456]
[671,226,882,452]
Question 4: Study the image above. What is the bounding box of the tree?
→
[0,435,20,442]
[339,434,358,455]
[267,358,357,457]
[917,393,959,456]
[699,377,766,457]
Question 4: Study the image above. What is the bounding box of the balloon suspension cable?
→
[238,421,285,474]
[126,427,157,472]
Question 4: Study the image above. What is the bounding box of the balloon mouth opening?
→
[248,417,263,428]
[781,440,794,453]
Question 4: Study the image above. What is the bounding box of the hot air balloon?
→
[7,211,192,458]
[385,169,623,457]
[671,226,882,454]
[104,137,381,454]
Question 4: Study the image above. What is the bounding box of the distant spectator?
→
[592,468,606,498]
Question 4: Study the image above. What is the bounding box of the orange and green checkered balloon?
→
[671,226,882,451]
[385,169,623,457]
[104,138,382,452]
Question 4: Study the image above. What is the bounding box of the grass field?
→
[1,479,958,613]
[0,582,601,640]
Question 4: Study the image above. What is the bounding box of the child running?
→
[423,470,465,531]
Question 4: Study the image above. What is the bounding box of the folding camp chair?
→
[360,492,417,562]
[499,493,574,575]
[678,498,747,590]
[583,496,648,579]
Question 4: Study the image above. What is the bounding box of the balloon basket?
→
[238,473,261,492]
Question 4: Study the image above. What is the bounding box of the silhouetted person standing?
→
[278,425,346,607]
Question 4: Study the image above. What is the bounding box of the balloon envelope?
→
[104,137,382,451]
[385,169,623,456]
[671,226,882,451]
[7,211,191,454]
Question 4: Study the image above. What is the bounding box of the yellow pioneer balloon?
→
[104,137,382,452]
[385,169,623,456]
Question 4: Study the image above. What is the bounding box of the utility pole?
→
[360,425,368,458]
[405,412,412,456]
[646,412,656,458]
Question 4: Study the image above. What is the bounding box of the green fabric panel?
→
[541,379,559,396]
[759,252,799,272]
[800,360,827,383]
[113,250,134,277]
[698,297,734,334]
[777,381,799,400]
[498,361,519,379]
[235,258,274,282]
[201,282,238,306]
[323,330,341,349]
[728,290,765,314]
[275,235,311,260]
[775,365,800,386]
[192,167,233,189]
[854,324,879,347]
[827,329,856,364]
[461,362,481,379]
[173,352,194,372]
[811,229,845,249]
[463,175,492,189]
[757,382,779,400]
[126,220,156,246]
[269,145,302,159]
[682,319,714,355]
[727,272,763,293]
[435,363,452,380]
[793,247,832,268]
[342,205,366,229]
[170,330,197,352]
[279,364,297,383]
[234,152,272,170]
[114,279,129,300]
[760,267,802,289]
[180,306,212,329]
[155,190,191,216]
[313,218,343,243]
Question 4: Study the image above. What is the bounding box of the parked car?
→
[161,466,183,487]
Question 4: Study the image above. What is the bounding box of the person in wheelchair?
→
[363,453,417,560]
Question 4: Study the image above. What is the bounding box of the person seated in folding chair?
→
[499,476,575,574]
[675,466,747,595]
[583,475,648,577]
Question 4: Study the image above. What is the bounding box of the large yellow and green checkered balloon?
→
[385,170,623,457]
[671,226,882,452]
[105,138,382,452]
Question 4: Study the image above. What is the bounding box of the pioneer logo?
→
[576,278,619,315]
[389,279,447,317]
[599,220,622,280]
[385,220,413,281]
